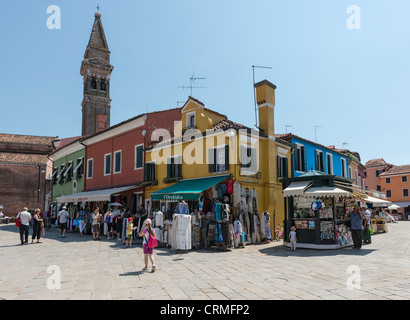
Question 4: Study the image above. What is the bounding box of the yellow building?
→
[144,80,291,239]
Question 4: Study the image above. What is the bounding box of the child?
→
[138,219,156,273]
[125,217,136,247]
[289,226,297,251]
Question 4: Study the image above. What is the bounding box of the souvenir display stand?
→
[370,218,388,233]
[281,171,360,250]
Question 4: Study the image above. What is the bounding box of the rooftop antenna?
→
[342,142,349,149]
[96,4,100,12]
[252,65,272,128]
[285,125,292,134]
[179,74,206,96]
[314,125,323,143]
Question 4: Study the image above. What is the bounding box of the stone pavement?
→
[1,221,410,300]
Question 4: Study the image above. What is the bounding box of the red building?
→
[81,108,181,212]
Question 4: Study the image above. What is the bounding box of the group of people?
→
[16,207,44,245]
[15,205,157,273]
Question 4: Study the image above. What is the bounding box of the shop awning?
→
[303,186,350,198]
[151,174,230,201]
[364,196,392,207]
[283,181,312,197]
[56,185,138,203]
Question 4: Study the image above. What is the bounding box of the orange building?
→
[380,165,410,220]
[364,159,394,193]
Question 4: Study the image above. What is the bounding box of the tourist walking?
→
[57,206,69,238]
[289,226,297,251]
[17,207,31,245]
[77,208,87,237]
[104,209,113,240]
[139,218,156,272]
[362,205,372,245]
[31,209,43,243]
[125,217,136,247]
[348,205,364,250]
[92,208,101,240]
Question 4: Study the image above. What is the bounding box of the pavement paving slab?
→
[2,221,410,300]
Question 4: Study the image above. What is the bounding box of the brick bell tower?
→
[80,12,114,136]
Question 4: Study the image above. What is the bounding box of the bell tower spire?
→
[80,11,114,136]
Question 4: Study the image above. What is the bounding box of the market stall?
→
[149,174,259,251]
[281,171,363,250]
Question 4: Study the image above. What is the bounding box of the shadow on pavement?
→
[259,244,376,257]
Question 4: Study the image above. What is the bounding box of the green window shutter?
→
[277,155,282,177]
[301,146,306,171]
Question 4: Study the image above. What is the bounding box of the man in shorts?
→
[57,206,69,238]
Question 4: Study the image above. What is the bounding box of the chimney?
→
[254,80,276,137]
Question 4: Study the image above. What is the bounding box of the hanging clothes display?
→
[171,214,192,250]
[261,211,272,241]
[153,211,164,244]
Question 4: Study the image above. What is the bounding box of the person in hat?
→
[125,217,137,247]
[362,204,372,245]
[138,218,156,272]
[57,206,69,238]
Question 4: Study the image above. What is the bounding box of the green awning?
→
[151,175,230,201]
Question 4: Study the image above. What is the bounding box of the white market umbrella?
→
[109,202,122,207]
[388,204,400,210]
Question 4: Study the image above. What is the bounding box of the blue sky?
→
[1,0,409,166]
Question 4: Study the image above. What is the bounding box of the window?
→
[167,156,182,178]
[135,145,144,169]
[386,177,391,184]
[58,164,66,183]
[74,158,84,178]
[355,170,358,186]
[386,190,392,198]
[315,150,324,172]
[209,145,229,173]
[87,159,93,179]
[100,80,107,92]
[144,162,156,182]
[114,151,121,173]
[341,158,347,177]
[403,189,409,197]
[294,144,306,172]
[65,161,73,181]
[104,153,111,175]
[402,176,408,183]
[376,169,384,177]
[52,168,58,184]
[277,155,289,178]
[240,145,257,174]
[326,154,333,175]
[186,112,196,128]
[91,78,97,90]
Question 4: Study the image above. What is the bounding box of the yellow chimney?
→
[254,80,276,137]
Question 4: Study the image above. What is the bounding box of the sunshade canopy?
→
[56,185,138,203]
[151,175,230,201]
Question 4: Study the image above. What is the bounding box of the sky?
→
[1,0,410,166]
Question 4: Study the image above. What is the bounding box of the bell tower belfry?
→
[80,12,114,136]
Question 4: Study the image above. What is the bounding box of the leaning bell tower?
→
[80,12,114,136]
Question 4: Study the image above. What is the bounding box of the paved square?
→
[1,222,410,300]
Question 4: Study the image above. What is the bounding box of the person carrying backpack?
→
[138,218,156,273]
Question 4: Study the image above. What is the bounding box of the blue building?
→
[276,133,350,179]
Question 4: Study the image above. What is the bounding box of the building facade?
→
[0,134,56,216]
[144,80,292,232]
[275,134,351,180]
[380,165,410,219]
[364,158,394,192]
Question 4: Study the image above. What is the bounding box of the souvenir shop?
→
[149,174,267,251]
[281,171,363,250]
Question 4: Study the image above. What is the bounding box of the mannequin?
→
[178,200,189,215]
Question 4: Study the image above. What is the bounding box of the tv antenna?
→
[179,74,207,96]
[342,142,349,149]
[252,65,272,128]
[285,125,292,133]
